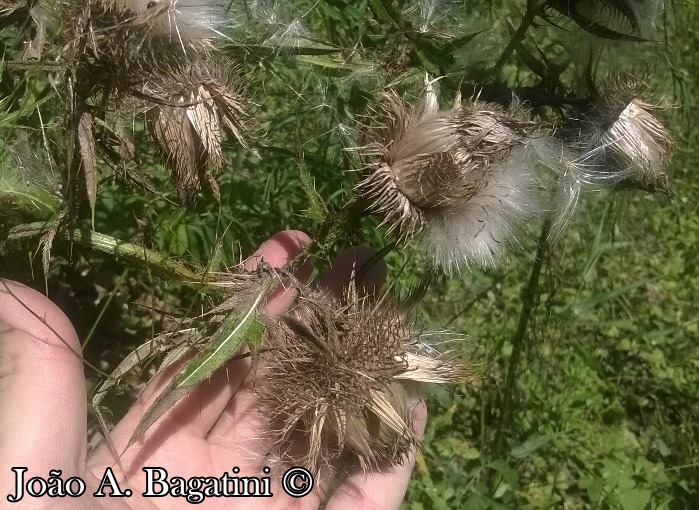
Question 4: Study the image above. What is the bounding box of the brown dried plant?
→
[42,0,250,207]
[258,281,471,476]
[146,63,249,203]
[564,75,674,194]
[356,83,543,270]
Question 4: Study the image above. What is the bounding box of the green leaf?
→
[296,55,370,72]
[367,0,403,29]
[175,285,269,388]
[126,282,270,449]
[487,459,518,488]
[299,163,328,222]
[618,488,652,510]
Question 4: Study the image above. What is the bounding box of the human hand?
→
[0,230,427,509]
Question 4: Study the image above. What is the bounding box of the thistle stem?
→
[491,0,542,77]
[4,221,203,285]
[493,218,551,456]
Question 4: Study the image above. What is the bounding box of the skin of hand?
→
[0,230,427,510]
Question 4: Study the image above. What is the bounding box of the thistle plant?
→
[0,0,690,506]
[104,0,229,42]
[356,82,547,270]
[565,75,673,192]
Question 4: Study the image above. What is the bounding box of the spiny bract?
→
[259,283,469,475]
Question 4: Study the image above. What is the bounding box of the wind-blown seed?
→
[561,76,673,193]
[536,75,673,236]
[597,100,673,193]
[102,0,228,43]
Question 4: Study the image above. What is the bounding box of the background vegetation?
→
[0,0,696,508]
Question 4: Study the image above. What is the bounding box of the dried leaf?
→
[205,82,248,150]
[77,112,97,229]
[149,103,205,205]
[187,86,223,168]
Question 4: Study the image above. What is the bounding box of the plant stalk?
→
[491,0,541,76]
[4,222,203,285]
[493,218,551,456]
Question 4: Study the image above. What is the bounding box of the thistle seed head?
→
[259,283,469,475]
[56,2,249,205]
[567,76,673,194]
[146,63,248,204]
[71,2,201,97]
[357,88,542,269]
[598,101,673,193]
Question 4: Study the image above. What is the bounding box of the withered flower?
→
[259,283,470,476]
[563,75,673,194]
[146,63,248,204]
[357,84,542,270]
[57,1,250,205]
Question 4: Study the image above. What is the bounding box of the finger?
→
[326,401,428,510]
[0,280,86,482]
[89,231,312,469]
[316,246,387,298]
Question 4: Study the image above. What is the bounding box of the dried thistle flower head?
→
[70,2,201,95]
[564,76,673,194]
[595,82,673,193]
[534,75,673,237]
[102,0,227,43]
[58,3,250,205]
[357,82,542,270]
[259,283,469,475]
[146,63,248,204]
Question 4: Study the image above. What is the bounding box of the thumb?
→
[0,280,87,491]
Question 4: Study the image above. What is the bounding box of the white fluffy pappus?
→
[556,79,673,197]
[422,144,542,270]
[102,0,228,42]
[357,80,545,271]
[530,78,673,238]
[528,135,598,239]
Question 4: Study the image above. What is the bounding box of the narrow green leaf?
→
[367,0,402,29]
[126,378,190,451]
[126,282,270,449]
[486,459,518,488]
[570,284,641,315]
[299,163,328,222]
[296,55,369,72]
[175,284,269,388]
